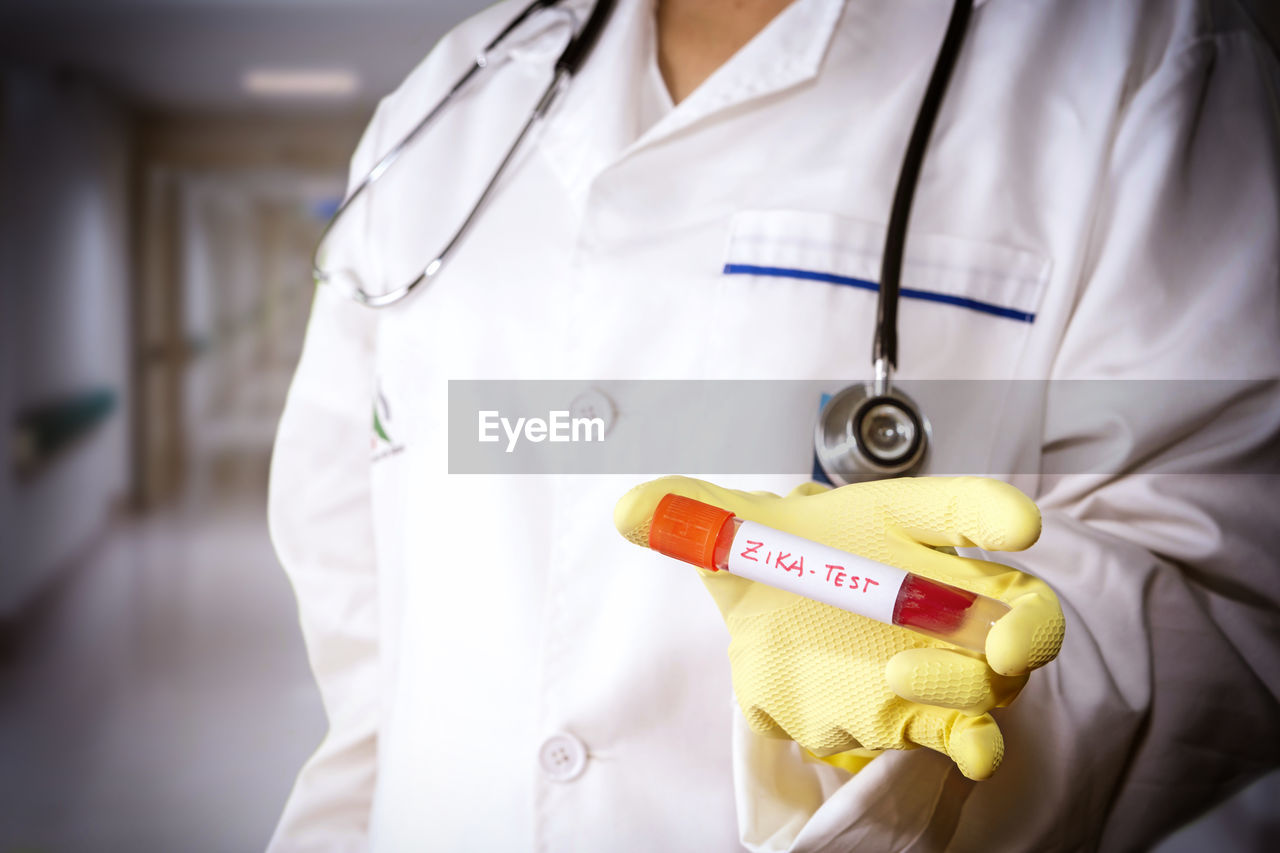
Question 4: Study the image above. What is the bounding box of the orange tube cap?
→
[648,494,734,571]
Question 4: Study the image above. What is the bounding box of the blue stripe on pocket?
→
[722,263,1036,323]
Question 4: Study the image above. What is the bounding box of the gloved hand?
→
[614,475,1064,781]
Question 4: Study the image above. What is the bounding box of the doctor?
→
[267,0,1280,850]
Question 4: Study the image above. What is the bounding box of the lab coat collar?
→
[637,0,847,144]
[526,0,991,202]
[530,0,660,203]
[638,0,994,144]
[531,0,852,202]
[629,0,995,149]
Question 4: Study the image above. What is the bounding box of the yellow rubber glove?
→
[614,476,1064,781]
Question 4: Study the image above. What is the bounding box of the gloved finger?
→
[904,706,1005,781]
[986,591,1066,675]
[739,701,790,741]
[886,648,1027,716]
[881,477,1041,552]
[613,475,778,546]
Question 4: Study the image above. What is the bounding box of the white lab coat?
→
[267,0,1280,850]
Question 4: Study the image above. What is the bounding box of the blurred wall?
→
[0,70,133,616]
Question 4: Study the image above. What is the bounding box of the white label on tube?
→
[727,520,909,625]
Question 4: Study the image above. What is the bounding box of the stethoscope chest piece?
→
[814,383,931,485]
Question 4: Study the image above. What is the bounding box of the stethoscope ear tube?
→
[818,0,972,484]
[482,0,561,57]
[872,0,974,373]
[556,0,618,76]
[314,0,605,308]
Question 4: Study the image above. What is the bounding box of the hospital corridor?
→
[0,68,342,853]
[2,1,1278,851]
[0,2,466,848]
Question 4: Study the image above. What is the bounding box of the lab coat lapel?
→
[536,0,850,202]
[534,0,658,205]
[533,0,1003,199]
[636,0,994,149]
[636,0,847,146]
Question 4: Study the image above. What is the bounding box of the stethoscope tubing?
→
[313,0,974,482]
[873,0,974,387]
[312,0,614,307]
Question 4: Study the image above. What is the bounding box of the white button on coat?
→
[569,388,616,436]
[538,733,588,782]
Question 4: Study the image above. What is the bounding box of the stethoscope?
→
[313,0,974,484]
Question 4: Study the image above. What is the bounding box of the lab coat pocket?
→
[721,210,1052,378]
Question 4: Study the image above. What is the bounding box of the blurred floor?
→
[2,482,1277,852]
[0,479,325,853]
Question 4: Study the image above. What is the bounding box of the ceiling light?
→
[243,69,359,98]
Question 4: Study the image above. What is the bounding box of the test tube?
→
[648,494,1010,654]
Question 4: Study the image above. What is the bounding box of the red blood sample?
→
[893,574,978,636]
